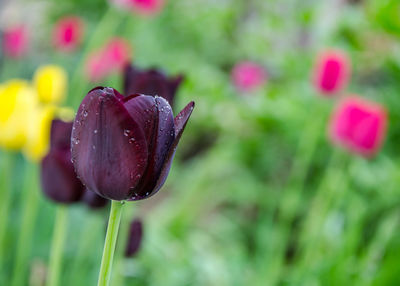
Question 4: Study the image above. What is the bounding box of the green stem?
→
[11,162,40,286]
[111,203,137,286]
[67,213,103,285]
[46,205,68,286]
[293,149,348,281]
[97,201,124,286]
[0,152,15,276]
[258,104,326,285]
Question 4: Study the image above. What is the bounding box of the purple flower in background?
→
[125,218,143,257]
[82,189,109,209]
[124,64,183,108]
[41,120,85,203]
[71,87,194,201]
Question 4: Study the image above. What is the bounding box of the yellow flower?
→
[23,106,75,162]
[0,80,37,150]
[23,105,56,162]
[33,65,68,104]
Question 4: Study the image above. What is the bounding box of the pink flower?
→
[85,37,132,82]
[53,16,84,52]
[2,25,29,59]
[103,37,132,71]
[329,96,387,157]
[231,61,267,92]
[313,49,351,96]
[111,0,164,15]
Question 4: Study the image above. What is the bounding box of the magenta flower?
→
[71,87,194,201]
[329,96,387,157]
[124,64,183,107]
[41,120,85,203]
[313,50,351,96]
[125,218,143,257]
[2,25,29,59]
[231,61,267,92]
[53,16,84,52]
[85,38,132,82]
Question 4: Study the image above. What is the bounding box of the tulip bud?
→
[125,219,143,257]
[312,50,351,96]
[82,189,109,209]
[329,96,387,157]
[102,38,132,72]
[53,16,84,52]
[71,87,194,201]
[33,65,68,104]
[123,64,183,108]
[0,80,36,150]
[2,25,29,59]
[85,38,132,82]
[41,120,85,203]
[231,61,267,92]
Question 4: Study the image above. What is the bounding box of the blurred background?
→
[1,0,400,285]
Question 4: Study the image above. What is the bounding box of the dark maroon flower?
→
[41,120,85,203]
[123,64,183,108]
[71,87,194,201]
[82,189,109,209]
[125,218,143,257]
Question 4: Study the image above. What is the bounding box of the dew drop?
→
[124,129,131,137]
[83,110,88,117]
[94,129,98,134]
[129,137,135,144]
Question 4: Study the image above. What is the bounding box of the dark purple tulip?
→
[41,120,85,203]
[71,87,194,201]
[123,64,183,108]
[82,189,109,209]
[125,218,143,257]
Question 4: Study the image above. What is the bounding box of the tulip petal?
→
[125,96,175,200]
[41,149,84,203]
[153,101,195,193]
[71,87,148,200]
[50,120,73,151]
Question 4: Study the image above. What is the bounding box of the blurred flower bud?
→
[125,218,143,257]
[53,16,84,52]
[313,49,351,96]
[71,87,194,201]
[329,96,387,157]
[41,119,85,203]
[2,25,29,59]
[231,61,267,92]
[82,189,109,209]
[124,64,183,108]
[0,80,36,150]
[33,65,68,104]
[85,38,132,82]
[23,105,56,161]
[103,38,132,72]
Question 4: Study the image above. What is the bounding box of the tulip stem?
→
[11,162,40,286]
[46,205,68,286]
[97,200,124,286]
[0,152,15,281]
